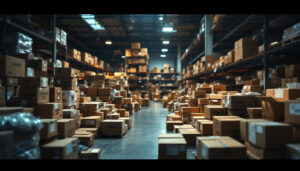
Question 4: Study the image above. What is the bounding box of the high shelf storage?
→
[180,14,300,94]
[149,71,179,98]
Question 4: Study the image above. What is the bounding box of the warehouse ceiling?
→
[53,14,203,62]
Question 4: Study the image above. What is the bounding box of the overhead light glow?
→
[162,49,168,52]
[81,14,105,31]
[105,40,112,45]
[161,54,166,58]
[162,41,170,44]
[122,56,125,58]
[159,17,163,21]
[162,27,174,32]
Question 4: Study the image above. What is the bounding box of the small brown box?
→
[178,128,201,146]
[166,121,184,131]
[57,119,76,139]
[204,105,227,120]
[49,87,63,103]
[36,103,63,119]
[81,116,101,128]
[40,119,57,140]
[213,116,242,140]
[131,42,141,50]
[158,138,187,159]
[41,138,78,159]
[285,100,300,126]
[80,148,101,159]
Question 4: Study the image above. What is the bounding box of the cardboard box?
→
[209,85,226,94]
[223,95,257,109]
[1,77,18,87]
[285,64,300,78]
[0,55,25,77]
[119,117,132,129]
[54,77,77,86]
[57,119,76,138]
[19,77,48,88]
[204,105,227,120]
[72,133,94,147]
[166,121,184,131]
[100,119,126,137]
[41,138,78,159]
[80,97,91,103]
[113,96,124,104]
[213,116,242,140]
[81,116,101,128]
[131,42,140,50]
[196,136,246,159]
[55,68,76,77]
[80,148,101,159]
[178,128,201,146]
[124,98,132,104]
[98,88,112,96]
[248,121,293,149]
[36,103,63,119]
[247,107,262,118]
[196,120,213,136]
[40,119,57,140]
[158,133,184,139]
[87,88,98,99]
[266,88,300,101]
[286,144,300,159]
[139,65,147,73]
[158,138,187,159]
[285,100,300,126]
[245,141,285,159]
[240,119,268,142]
[20,87,49,106]
[49,87,63,103]
[0,130,14,159]
[261,97,285,122]
[107,113,120,119]
[27,58,47,72]
[173,124,194,133]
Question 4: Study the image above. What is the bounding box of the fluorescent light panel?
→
[162,41,170,44]
[162,49,168,52]
[81,14,105,31]
[105,41,112,45]
[161,54,166,58]
[159,17,163,21]
[162,27,174,32]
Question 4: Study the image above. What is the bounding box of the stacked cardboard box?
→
[158,133,187,159]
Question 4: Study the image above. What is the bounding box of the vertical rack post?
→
[263,15,269,95]
[52,14,57,75]
[204,14,213,83]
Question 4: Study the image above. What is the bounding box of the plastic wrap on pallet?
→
[282,22,300,41]
[60,29,67,46]
[0,113,43,159]
[62,90,77,106]
[2,32,33,54]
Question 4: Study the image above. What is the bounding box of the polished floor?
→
[93,101,195,159]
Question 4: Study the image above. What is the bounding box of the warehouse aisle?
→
[93,101,168,159]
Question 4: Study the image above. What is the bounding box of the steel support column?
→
[204,14,213,83]
[177,45,182,75]
[52,15,57,75]
[263,15,269,95]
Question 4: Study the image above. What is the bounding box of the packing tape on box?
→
[249,123,256,144]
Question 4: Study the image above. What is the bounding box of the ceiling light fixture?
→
[81,14,105,31]
[162,27,174,32]
[122,56,125,58]
[162,49,168,52]
[159,17,163,21]
[105,40,112,45]
[161,54,166,58]
[162,41,170,44]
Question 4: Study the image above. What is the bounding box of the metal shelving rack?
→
[180,14,300,94]
[149,72,179,97]
[0,15,105,74]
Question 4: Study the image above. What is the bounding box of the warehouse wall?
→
[149,53,177,70]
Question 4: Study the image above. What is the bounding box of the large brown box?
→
[36,103,63,119]
[213,116,242,140]
[248,121,293,149]
[87,88,98,99]
[239,119,268,142]
[224,95,257,110]
[41,138,78,159]
[285,64,300,78]
[166,121,184,131]
[57,119,76,139]
[234,37,258,62]
[266,88,300,101]
[49,87,63,103]
[178,128,201,146]
[209,85,226,94]
[100,119,126,137]
[80,148,101,159]
[81,116,101,128]
[55,68,76,78]
[40,119,58,140]
[19,77,48,88]
[245,142,285,159]
[158,138,187,159]
[20,87,49,106]
[0,55,25,77]
[98,88,112,96]
[131,42,141,50]
[247,107,262,118]
[54,77,77,86]
[173,124,193,133]
[204,105,227,120]
[195,120,213,136]
[72,133,94,147]
[27,58,47,72]
[119,117,132,129]
[261,97,284,122]
[285,100,300,126]
[196,136,246,159]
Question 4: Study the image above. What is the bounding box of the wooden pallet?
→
[282,35,300,46]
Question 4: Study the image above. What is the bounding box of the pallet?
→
[282,35,300,46]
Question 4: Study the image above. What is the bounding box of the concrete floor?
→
[93,101,196,159]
